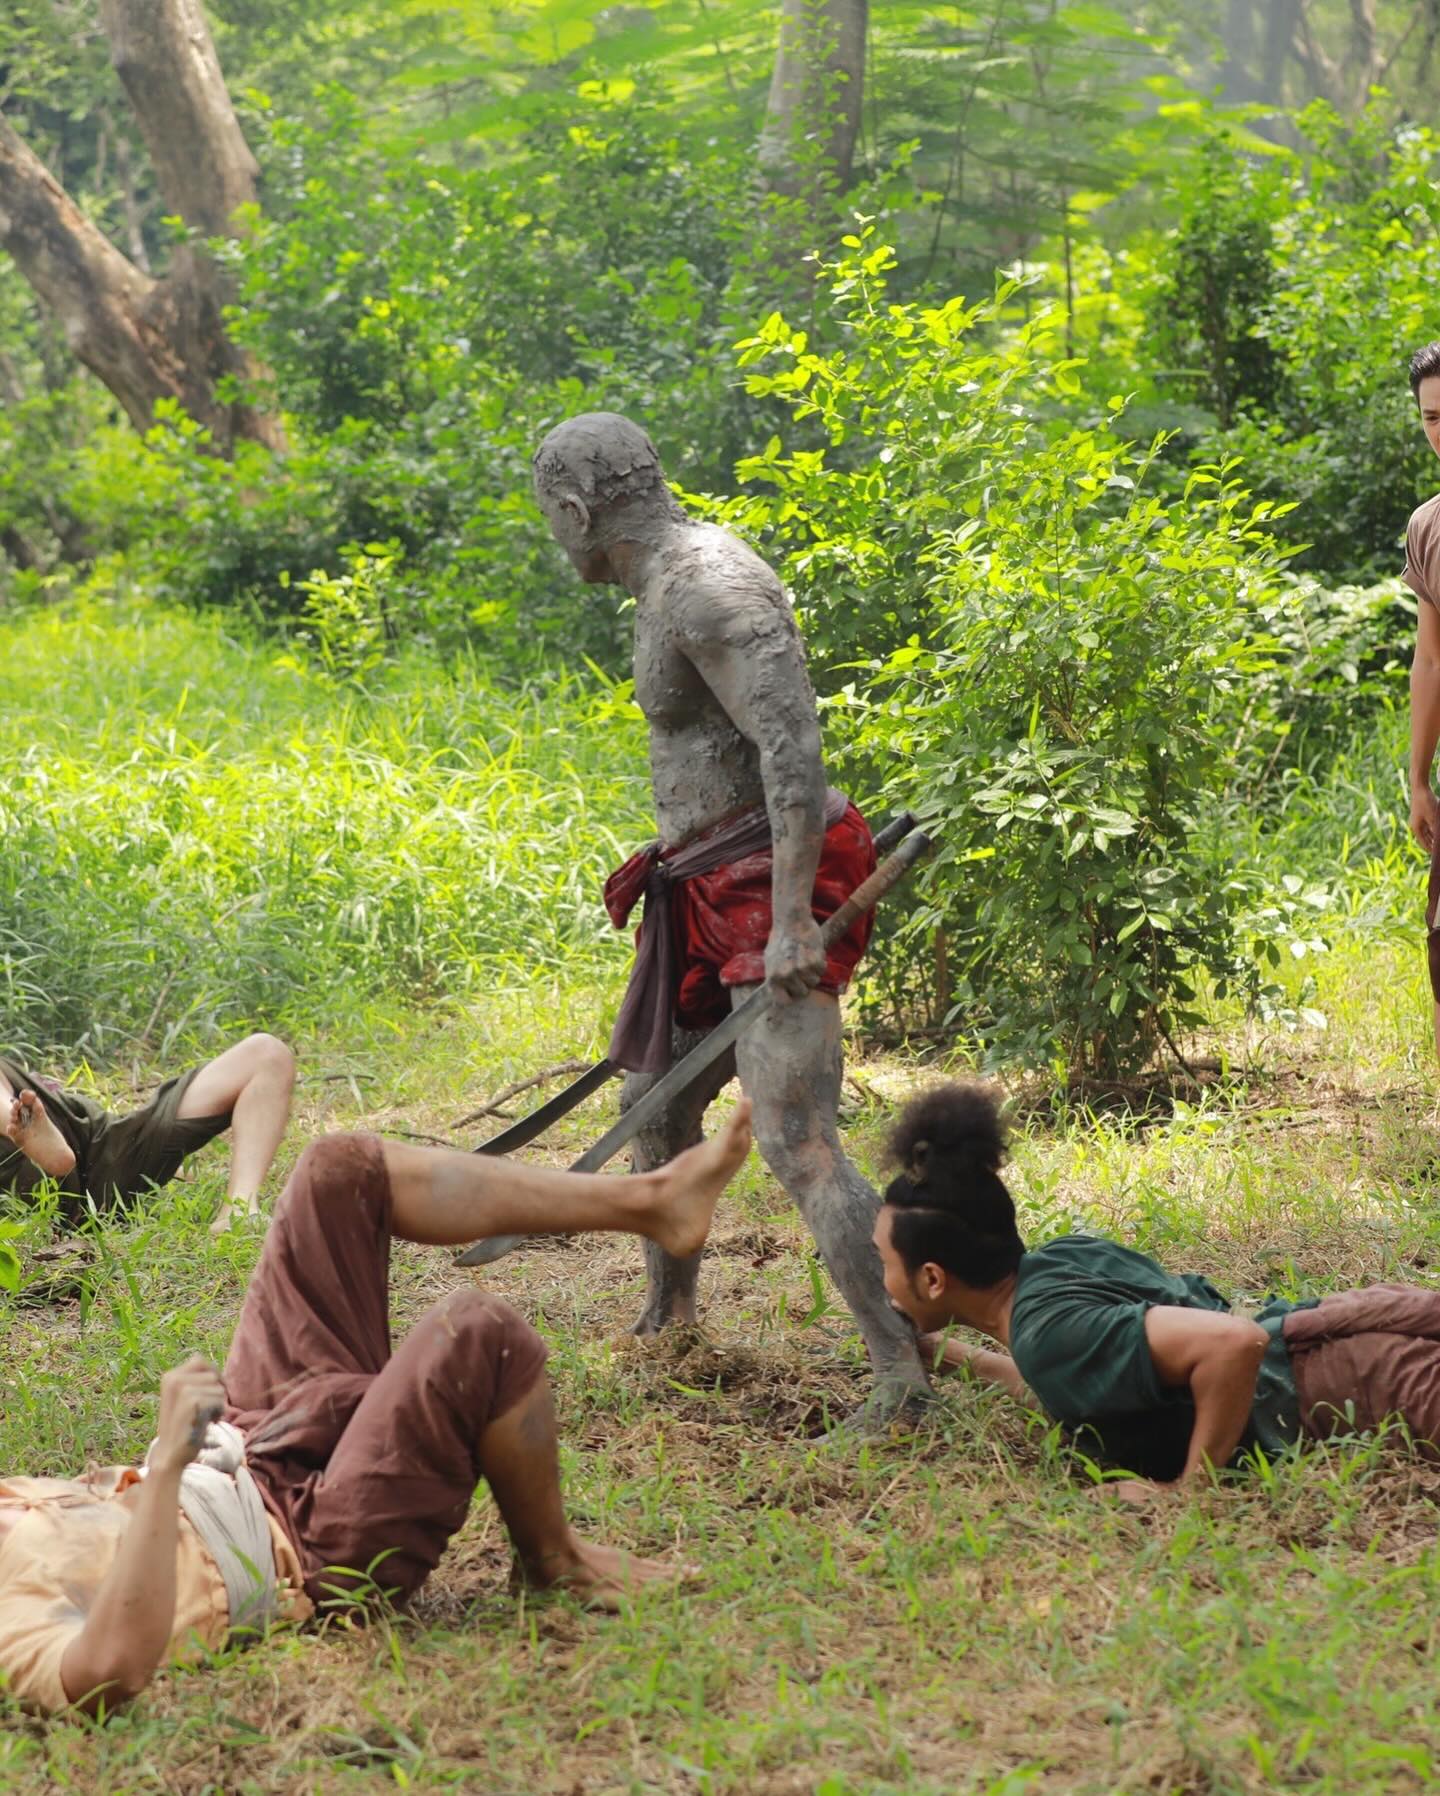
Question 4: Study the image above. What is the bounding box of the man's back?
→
[634,521,820,844]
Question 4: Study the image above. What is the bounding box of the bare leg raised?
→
[380,1098,751,1252]
[178,1033,297,1233]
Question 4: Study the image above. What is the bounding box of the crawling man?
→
[1,1033,296,1233]
[0,1103,752,1715]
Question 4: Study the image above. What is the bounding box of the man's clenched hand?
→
[764,918,827,1001]
[151,1356,224,1477]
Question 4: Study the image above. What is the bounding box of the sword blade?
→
[472,1058,619,1156]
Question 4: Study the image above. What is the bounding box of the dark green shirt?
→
[1008,1235,1316,1480]
[0,1055,98,1200]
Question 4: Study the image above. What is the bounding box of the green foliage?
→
[1136,106,1440,582]
[714,231,1297,1074]
[1149,142,1287,427]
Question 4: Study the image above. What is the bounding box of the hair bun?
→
[886,1083,1006,1178]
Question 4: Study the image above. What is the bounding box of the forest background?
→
[5,0,1438,1081]
[6,6,1440,1792]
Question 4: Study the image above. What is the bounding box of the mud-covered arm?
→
[682,590,829,998]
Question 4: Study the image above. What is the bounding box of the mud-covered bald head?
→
[533,412,684,584]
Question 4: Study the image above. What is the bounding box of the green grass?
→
[7,599,1440,1793]
[0,597,649,1058]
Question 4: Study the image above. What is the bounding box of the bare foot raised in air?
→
[643,1097,753,1258]
[520,1533,693,1611]
[2,1090,77,1179]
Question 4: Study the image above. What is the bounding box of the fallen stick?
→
[450,1058,592,1132]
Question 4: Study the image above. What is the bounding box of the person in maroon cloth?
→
[532,412,927,1423]
[0,1106,752,1715]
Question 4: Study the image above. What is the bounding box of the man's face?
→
[1419,376,1440,462]
[872,1206,950,1334]
[536,488,615,585]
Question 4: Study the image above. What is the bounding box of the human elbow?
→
[62,1652,152,1716]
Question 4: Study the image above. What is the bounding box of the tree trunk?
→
[758,0,867,207]
[0,0,282,452]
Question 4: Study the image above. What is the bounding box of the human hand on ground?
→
[764,917,826,1000]
[151,1356,225,1476]
[1412,785,1439,854]
[1099,1478,1176,1508]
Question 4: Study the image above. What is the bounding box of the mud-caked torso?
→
[633,523,817,846]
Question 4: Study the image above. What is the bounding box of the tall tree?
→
[0,0,280,451]
[758,0,867,213]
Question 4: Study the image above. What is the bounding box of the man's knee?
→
[280,1132,387,1224]
[420,1289,548,1412]
[243,1031,296,1084]
[749,1100,835,1192]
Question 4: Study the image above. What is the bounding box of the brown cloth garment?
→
[1283,1284,1440,1457]
[1426,838,1440,1004]
[223,1133,549,1607]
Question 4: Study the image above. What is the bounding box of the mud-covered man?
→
[532,411,927,1420]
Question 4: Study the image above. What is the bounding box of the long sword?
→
[455,820,931,1268]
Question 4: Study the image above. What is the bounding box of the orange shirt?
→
[0,1468,312,1712]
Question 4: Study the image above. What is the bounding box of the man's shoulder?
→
[1408,492,1440,538]
[662,524,787,613]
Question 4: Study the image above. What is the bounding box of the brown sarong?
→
[1426,834,1440,1002]
[1283,1284,1440,1457]
[223,1133,548,1607]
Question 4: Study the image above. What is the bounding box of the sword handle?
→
[818,827,931,950]
[870,810,918,855]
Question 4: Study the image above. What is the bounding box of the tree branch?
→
[98,0,259,238]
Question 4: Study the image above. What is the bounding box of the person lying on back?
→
[0,1103,753,1716]
[872,1083,1440,1502]
[1,1033,295,1234]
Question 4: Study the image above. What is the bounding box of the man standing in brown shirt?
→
[1403,341,1440,1063]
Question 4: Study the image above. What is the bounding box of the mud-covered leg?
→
[623,1026,737,1336]
[732,987,928,1422]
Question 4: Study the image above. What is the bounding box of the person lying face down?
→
[0,1105,752,1716]
[872,1084,1440,1502]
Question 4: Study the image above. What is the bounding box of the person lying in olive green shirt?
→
[1,1033,296,1235]
[872,1084,1440,1503]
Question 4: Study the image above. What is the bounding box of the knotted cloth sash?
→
[604,788,850,1076]
[146,1419,278,1637]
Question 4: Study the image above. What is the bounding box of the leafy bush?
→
[713,232,1296,1074]
[1141,107,1440,585]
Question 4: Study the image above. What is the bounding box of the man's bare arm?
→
[682,588,829,998]
[1411,598,1440,851]
[919,1332,1032,1403]
[60,1357,223,1714]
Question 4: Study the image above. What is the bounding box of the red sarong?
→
[604,798,876,1070]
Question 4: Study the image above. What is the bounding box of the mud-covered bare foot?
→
[645,1098,753,1258]
[521,1535,692,1610]
[2,1090,76,1179]
[831,1373,937,1440]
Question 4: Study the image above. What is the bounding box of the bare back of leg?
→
[731,987,927,1417]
